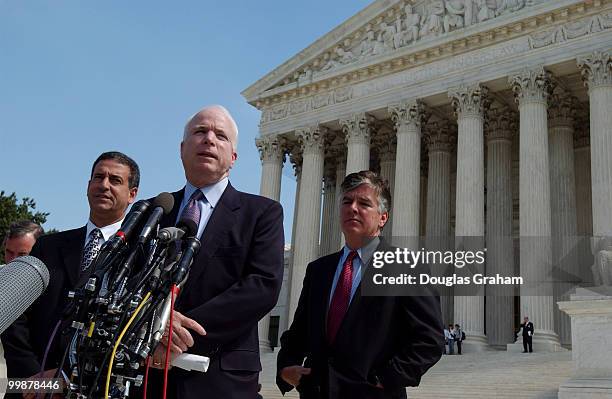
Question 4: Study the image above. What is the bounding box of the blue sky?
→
[0,1,371,243]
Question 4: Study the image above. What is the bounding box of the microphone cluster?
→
[62,192,201,398]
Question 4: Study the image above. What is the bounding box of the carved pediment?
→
[243,0,539,104]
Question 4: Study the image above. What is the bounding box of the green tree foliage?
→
[0,191,52,263]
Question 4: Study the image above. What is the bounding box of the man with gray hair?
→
[2,220,44,264]
[146,105,284,399]
[277,170,444,399]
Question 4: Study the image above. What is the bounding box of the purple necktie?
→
[179,190,205,231]
[327,250,358,344]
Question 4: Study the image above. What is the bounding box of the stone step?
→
[258,350,573,399]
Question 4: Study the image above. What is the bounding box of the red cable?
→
[142,356,150,399]
[162,285,180,399]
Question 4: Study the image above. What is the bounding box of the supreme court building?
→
[242,0,612,352]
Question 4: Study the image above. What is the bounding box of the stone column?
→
[288,126,326,324]
[573,118,593,285]
[340,113,371,175]
[376,125,397,237]
[320,161,337,256]
[578,51,612,239]
[449,84,489,350]
[256,136,284,201]
[485,107,516,348]
[574,118,592,238]
[509,67,561,351]
[255,135,285,351]
[420,153,428,238]
[285,148,302,330]
[548,89,579,347]
[333,151,347,250]
[425,121,454,325]
[389,100,425,248]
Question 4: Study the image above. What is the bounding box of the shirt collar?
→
[86,218,123,242]
[184,177,229,208]
[341,236,380,266]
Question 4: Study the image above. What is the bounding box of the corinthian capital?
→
[548,89,576,127]
[424,120,455,153]
[449,84,490,118]
[373,124,397,162]
[340,113,372,144]
[296,125,327,154]
[486,107,516,142]
[388,100,426,131]
[577,50,612,90]
[509,67,553,104]
[255,135,285,163]
[287,140,303,176]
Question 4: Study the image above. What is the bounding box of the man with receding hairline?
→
[146,105,284,399]
[277,171,443,399]
[1,151,140,398]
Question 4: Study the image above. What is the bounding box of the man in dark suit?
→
[1,151,140,398]
[277,171,444,399]
[146,105,284,399]
[521,316,534,353]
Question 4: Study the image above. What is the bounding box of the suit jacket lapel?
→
[62,226,87,287]
[184,183,241,282]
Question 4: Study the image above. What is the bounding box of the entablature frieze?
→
[254,14,612,134]
[247,0,608,113]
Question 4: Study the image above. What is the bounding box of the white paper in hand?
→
[171,353,210,373]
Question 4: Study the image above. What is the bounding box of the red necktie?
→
[327,250,358,344]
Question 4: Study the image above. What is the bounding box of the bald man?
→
[146,105,285,399]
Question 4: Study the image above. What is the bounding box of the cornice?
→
[244,0,601,111]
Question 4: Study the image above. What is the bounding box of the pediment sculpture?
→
[287,0,529,86]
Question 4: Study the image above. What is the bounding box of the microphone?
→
[115,200,151,243]
[110,193,174,287]
[176,219,198,239]
[172,237,201,285]
[137,192,174,245]
[93,200,151,271]
[157,227,186,244]
[0,256,50,334]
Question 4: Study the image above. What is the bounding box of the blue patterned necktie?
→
[81,228,103,271]
[179,190,205,232]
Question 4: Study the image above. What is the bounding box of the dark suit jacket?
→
[1,227,86,378]
[276,240,444,399]
[521,322,534,338]
[146,183,285,399]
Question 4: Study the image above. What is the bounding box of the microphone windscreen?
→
[153,192,174,215]
[177,219,198,238]
[0,256,50,333]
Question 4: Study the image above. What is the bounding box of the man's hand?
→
[150,344,175,370]
[280,365,311,387]
[161,311,206,354]
[23,369,61,399]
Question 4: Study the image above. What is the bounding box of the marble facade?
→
[244,0,612,353]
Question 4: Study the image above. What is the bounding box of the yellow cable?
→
[87,321,95,338]
[104,292,152,399]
